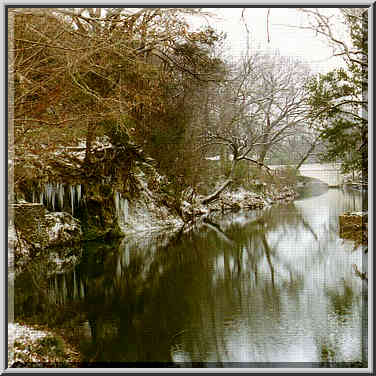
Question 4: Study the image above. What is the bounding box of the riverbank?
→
[339,211,368,247]
[9,180,299,367]
[8,323,81,367]
[10,186,366,366]
[9,184,368,366]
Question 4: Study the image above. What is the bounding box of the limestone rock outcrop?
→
[10,203,83,274]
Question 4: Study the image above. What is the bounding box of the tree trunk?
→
[228,158,237,177]
[295,142,317,170]
[258,116,271,167]
[84,120,93,163]
[258,142,271,166]
[242,157,273,177]
[201,178,232,205]
[203,220,235,245]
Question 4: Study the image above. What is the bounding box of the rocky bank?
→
[9,139,299,367]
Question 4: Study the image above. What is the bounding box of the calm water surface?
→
[15,185,367,366]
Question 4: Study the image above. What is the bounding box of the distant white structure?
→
[205,154,243,161]
[298,163,344,187]
[270,163,344,187]
[205,155,221,161]
[206,157,345,187]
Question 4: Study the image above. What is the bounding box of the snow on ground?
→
[8,322,80,367]
[8,323,50,366]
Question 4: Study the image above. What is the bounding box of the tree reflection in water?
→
[14,188,366,365]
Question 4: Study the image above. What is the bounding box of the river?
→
[14,183,368,367]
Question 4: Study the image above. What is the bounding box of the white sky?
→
[195,7,349,74]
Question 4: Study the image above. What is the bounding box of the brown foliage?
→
[9,8,225,190]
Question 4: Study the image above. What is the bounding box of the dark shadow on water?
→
[13,187,367,366]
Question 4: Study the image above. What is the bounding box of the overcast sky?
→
[195,7,348,74]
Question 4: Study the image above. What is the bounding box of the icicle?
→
[70,185,75,216]
[119,195,123,220]
[40,191,44,204]
[62,275,67,303]
[120,196,124,223]
[54,275,58,304]
[116,256,121,279]
[115,191,120,218]
[44,184,48,204]
[80,280,85,299]
[49,183,53,207]
[114,192,118,215]
[121,196,125,223]
[43,182,56,210]
[58,183,64,211]
[73,269,77,300]
[115,191,129,227]
[123,198,128,221]
[52,184,56,210]
[45,183,51,209]
[32,191,35,203]
[123,243,130,266]
[77,185,81,208]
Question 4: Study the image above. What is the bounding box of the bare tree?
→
[197,50,312,203]
[248,53,311,165]
[284,130,322,169]
[197,54,273,203]
[295,8,367,69]
[294,8,368,174]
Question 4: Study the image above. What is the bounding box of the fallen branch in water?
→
[200,178,232,205]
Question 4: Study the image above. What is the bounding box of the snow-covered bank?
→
[8,322,80,367]
[12,135,298,240]
[113,175,184,235]
[178,184,297,224]
[210,184,297,210]
[8,182,298,368]
[10,203,83,275]
[112,182,297,237]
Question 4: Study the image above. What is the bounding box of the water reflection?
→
[14,187,367,366]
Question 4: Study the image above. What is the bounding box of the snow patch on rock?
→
[45,212,82,246]
[8,323,51,366]
[116,192,184,235]
[12,204,83,275]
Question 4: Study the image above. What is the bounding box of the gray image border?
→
[1,0,373,373]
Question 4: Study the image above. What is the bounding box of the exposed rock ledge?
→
[339,211,368,245]
[180,185,297,221]
[10,203,83,275]
[8,322,80,367]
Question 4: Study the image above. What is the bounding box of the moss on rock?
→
[9,323,81,367]
[12,203,83,274]
[76,182,123,241]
